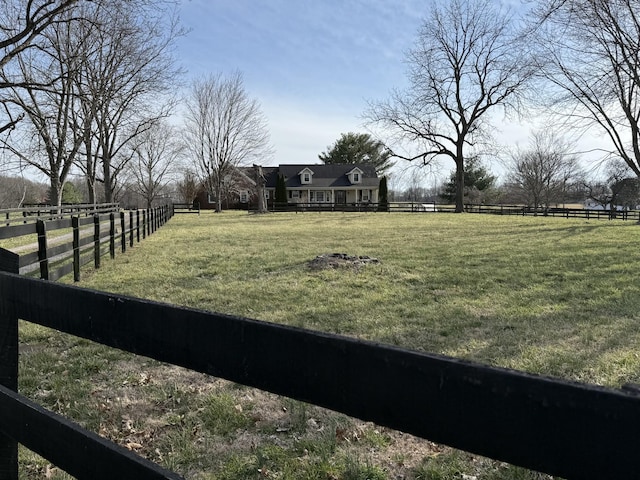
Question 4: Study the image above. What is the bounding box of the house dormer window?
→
[299,168,314,185]
[347,167,363,184]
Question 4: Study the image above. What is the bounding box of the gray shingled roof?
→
[264,164,379,188]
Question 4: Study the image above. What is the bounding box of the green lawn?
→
[77,211,640,386]
[18,211,640,479]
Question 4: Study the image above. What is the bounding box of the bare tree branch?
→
[534,0,640,177]
[183,71,272,213]
[366,0,534,212]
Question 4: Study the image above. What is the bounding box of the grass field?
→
[17,211,640,479]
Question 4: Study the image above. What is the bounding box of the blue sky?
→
[175,0,536,183]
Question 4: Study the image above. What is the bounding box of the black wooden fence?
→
[2,270,640,479]
[0,204,172,282]
[172,203,200,214]
[264,201,640,220]
[1,203,120,226]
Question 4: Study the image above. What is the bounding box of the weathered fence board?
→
[0,384,182,480]
[2,271,640,479]
[0,223,36,240]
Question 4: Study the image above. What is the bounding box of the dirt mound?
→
[307,253,380,270]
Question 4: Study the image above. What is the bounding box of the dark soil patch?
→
[307,253,380,270]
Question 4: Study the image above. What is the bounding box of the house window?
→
[316,191,325,202]
[353,173,360,183]
[300,170,313,184]
[290,190,300,199]
[265,190,270,200]
[240,192,248,203]
[362,190,370,202]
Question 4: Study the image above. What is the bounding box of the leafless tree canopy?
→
[367,0,533,212]
[0,0,183,207]
[0,0,82,133]
[507,131,583,210]
[72,0,183,204]
[183,71,271,213]
[1,5,88,207]
[128,120,182,209]
[534,0,640,176]
[0,174,47,208]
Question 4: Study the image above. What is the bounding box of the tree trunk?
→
[103,155,113,203]
[254,164,267,213]
[215,177,222,213]
[455,151,465,213]
[86,177,96,205]
[50,177,63,210]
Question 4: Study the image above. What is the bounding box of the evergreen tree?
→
[275,173,287,205]
[440,157,496,204]
[47,182,84,205]
[378,176,389,212]
[319,132,394,175]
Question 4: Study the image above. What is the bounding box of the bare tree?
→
[0,174,47,208]
[0,1,181,207]
[72,0,183,204]
[507,131,582,211]
[367,0,534,212]
[0,0,82,133]
[534,0,640,176]
[176,169,199,205]
[128,121,181,209]
[1,7,88,207]
[183,71,271,213]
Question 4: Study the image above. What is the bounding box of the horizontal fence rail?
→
[172,203,200,214]
[0,204,172,282]
[0,384,181,480]
[2,271,640,479]
[0,203,120,227]
[258,201,640,220]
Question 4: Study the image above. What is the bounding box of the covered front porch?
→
[288,188,377,205]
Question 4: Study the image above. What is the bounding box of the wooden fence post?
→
[129,211,134,248]
[94,215,101,269]
[109,213,115,260]
[142,210,146,239]
[136,210,140,243]
[36,219,49,280]
[72,216,80,282]
[152,207,157,232]
[120,212,126,253]
[0,252,19,480]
